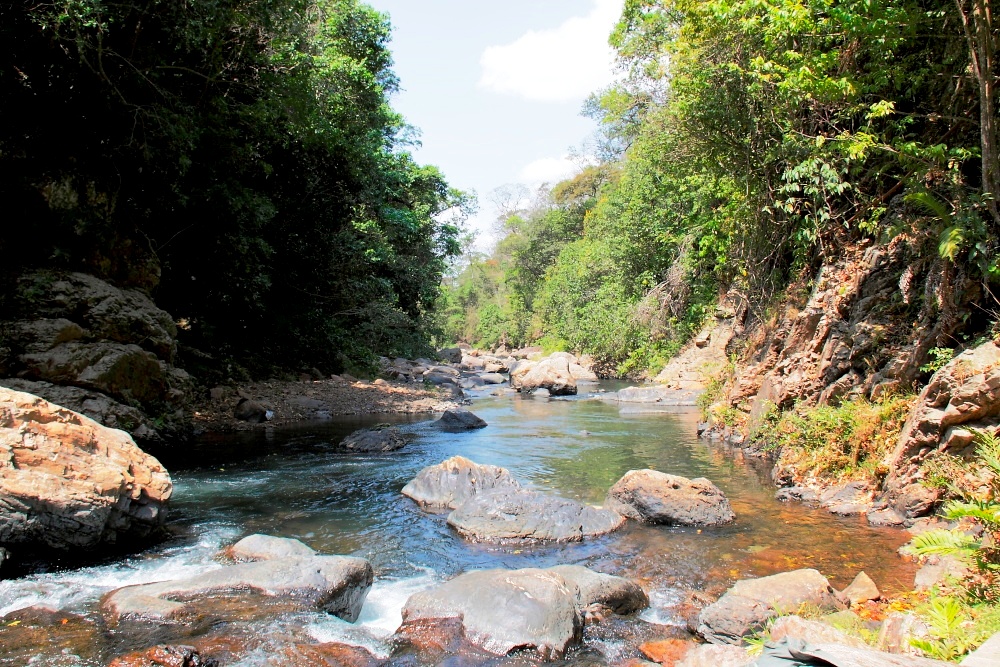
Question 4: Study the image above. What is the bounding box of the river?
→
[0,387,916,665]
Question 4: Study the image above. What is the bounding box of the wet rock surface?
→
[102,537,373,623]
[399,566,646,659]
[107,644,218,667]
[698,569,846,645]
[340,424,407,452]
[0,387,172,552]
[606,469,736,526]
[446,487,625,542]
[401,455,522,509]
[511,356,579,396]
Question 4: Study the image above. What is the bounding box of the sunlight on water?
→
[0,523,239,617]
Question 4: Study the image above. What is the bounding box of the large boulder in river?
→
[102,535,372,623]
[402,456,521,509]
[0,387,172,551]
[434,408,487,431]
[399,566,646,659]
[447,488,625,542]
[697,569,846,645]
[511,357,578,396]
[341,424,407,452]
[883,340,1000,518]
[606,470,735,526]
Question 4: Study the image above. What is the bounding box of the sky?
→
[365,0,624,244]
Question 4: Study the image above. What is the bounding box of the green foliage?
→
[922,347,956,374]
[0,0,463,374]
[753,395,914,482]
[903,430,1000,660]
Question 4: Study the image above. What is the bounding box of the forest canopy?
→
[439,0,999,376]
[0,0,468,375]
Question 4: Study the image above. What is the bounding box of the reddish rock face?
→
[107,645,215,667]
[0,387,172,551]
[639,638,694,665]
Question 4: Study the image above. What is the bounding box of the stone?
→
[758,639,953,666]
[226,534,316,562]
[423,372,458,386]
[341,425,407,452]
[775,486,818,503]
[434,408,487,431]
[697,569,846,645]
[233,398,271,423]
[399,565,641,660]
[877,612,930,655]
[0,546,9,571]
[446,488,625,542]
[885,341,1000,515]
[547,564,649,615]
[401,456,522,509]
[819,482,873,516]
[7,318,85,354]
[962,631,1000,666]
[19,341,168,406]
[0,387,171,551]
[460,376,486,390]
[606,469,736,526]
[867,507,906,527]
[767,614,866,648]
[639,638,693,664]
[479,373,506,384]
[107,645,217,667]
[438,347,463,363]
[102,553,373,623]
[0,378,160,442]
[914,554,970,590]
[676,644,753,667]
[841,571,880,605]
[510,356,578,396]
[16,271,178,361]
[401,567,581,659]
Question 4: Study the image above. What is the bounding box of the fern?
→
[903,528,979,561]
[943,500,1000,530]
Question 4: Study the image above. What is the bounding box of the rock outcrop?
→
[0,271,191,442]
[606,469,735,526]
[399,566,647,659]
[697,569,846,645]
[881,340,1000,518]
[102,534,372,623]
[446,488,625,542]
[401,456,521,509]
[0,387,172,552]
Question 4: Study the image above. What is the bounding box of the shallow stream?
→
[0,388,916,665]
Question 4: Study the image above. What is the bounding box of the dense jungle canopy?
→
[0,0,468,375]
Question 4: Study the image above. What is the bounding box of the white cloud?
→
[517,156,579,184]
[478,0,623,103]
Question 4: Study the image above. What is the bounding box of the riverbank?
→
[188,375,463,433]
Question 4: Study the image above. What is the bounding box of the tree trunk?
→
[957,0,1000,224]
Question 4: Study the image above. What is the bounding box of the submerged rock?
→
[0,387,172,552]
[434,408,487,431]
[606,469,735,526]
[399,566,646,659]
[341,424,407,452]
[226,534,317,562]
[108,645,217,667]
[402,456,521,509]
[697,569,846,645]
[446,488,625,542]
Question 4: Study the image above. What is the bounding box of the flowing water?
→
[0,388,917,665]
